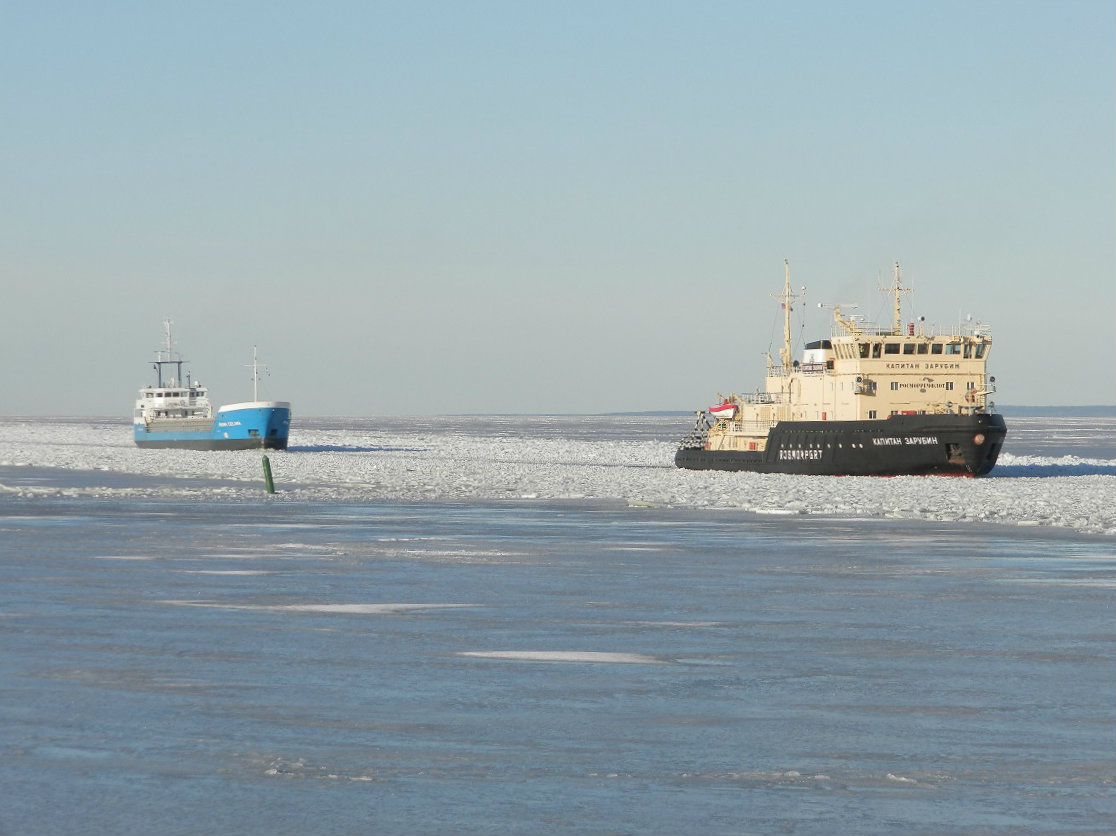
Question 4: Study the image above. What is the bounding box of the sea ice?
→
[0,416,1113,535]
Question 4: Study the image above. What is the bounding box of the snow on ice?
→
[0,416,1113,536]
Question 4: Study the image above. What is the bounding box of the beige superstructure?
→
[704,262,997,454]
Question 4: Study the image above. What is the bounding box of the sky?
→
[3,1,1113,417]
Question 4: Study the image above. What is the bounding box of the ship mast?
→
[883,261,912,335]
[247,345,270,401]
[153,318,185,388]
[772,259,799,373]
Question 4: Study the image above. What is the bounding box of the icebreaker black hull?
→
[675,413,1007,476]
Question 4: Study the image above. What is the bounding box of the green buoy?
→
[262,455,275,494]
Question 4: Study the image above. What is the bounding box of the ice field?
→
[0,414,1113,535]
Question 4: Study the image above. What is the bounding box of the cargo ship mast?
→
[247,346,269,402]
[152,318,189,388]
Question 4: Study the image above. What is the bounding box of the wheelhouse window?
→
[884,343,900,355]
[917,343,928,354]
[931,344,943,355]
[903,343,915,355]
[871,343,882,358]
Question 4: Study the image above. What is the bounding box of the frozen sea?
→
[1,414,1113,835]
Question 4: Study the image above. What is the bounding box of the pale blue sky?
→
[3,1,1113,416]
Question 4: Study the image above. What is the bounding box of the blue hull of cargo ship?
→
[134,403,291,450]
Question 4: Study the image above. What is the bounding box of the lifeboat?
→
[708,400,738,420]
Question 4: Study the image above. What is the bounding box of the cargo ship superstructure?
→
[133,320,292,450]
[676,261,1006,476]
